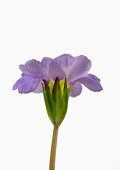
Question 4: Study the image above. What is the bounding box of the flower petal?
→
[78,74,103,92]
[40,57,53,81]
[55,54,75,70]
[19,59,42,76]
[41,57,53,68]
[48,61,66,80]
[33,82,43,93]
[70,82,82,97]
[13,76,42,93]
[68,55,91,82]
[13,78,23,90]
[19,64,30,75]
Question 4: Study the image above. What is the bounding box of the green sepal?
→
[42,81,55,124]
[43,78,71,126]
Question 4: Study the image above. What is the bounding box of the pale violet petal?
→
[78,74,103,92]
[13,76,42,94]
[48,61,66,80]
[70,82,82,97]
[68,55,91,82]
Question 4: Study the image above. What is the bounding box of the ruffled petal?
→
[41,57,53,68]
[70,82,82,97]
[68,55,91,82]
[78,74,103,92]
[48,61,66,81]
[13,78,23,90]
[33,82,43,93]
[13,76,42,93]
[19,59,42,76]
[55,54,75,71]
[40,57,53,81]
[19,64,30,75]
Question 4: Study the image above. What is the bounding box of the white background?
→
[0,0,120,170]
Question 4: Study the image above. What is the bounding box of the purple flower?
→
[13,54,103,97]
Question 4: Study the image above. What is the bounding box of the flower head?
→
[13,54,103,125]
[13,54,103,97]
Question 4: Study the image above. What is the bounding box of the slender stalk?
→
[49,125,59,170]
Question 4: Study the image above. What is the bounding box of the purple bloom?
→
[13,54,103,97]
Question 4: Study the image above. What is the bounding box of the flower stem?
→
[49,125,59,170]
